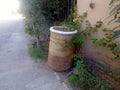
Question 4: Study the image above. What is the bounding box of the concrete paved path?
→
[0,19,68,90]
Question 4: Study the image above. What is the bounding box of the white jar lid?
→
[50,26,78,35]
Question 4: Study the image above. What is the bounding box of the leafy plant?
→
[29,47,45,59]
[25,28,34,36]
[64,7,113,89]
[70,54,112,90]
[62,6,81,31]
[108,0,120,59]
[81,20,103,36]
[109,0,120,24]
[91,28,120,59]
[65,4,120,59]
[63,7,84,50]
[65,36,84,50]
[74,11,120,59]
[68,74,79,84]
[71,36,84,47]
[62,20,81,31]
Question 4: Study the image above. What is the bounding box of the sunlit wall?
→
[77,0,120,73]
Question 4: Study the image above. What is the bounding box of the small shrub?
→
[25,28,34,36]
[69,54,113,90]
[68,74,79,84]
[29,47,45,59]
[65,36,84,49]
[71,36,84,47]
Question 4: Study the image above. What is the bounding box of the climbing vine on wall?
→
[64,5,120,59]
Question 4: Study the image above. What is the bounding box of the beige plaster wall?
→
[77,0,111,25]
[77,0,120,73]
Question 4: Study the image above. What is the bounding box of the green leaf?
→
[68,74,79,84]
[83,12,87,18]
[113,44,120,53]
[116,18,120,22]
[113,30,120,38]
[110,4,120,15]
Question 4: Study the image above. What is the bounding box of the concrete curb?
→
[54,72,72,90]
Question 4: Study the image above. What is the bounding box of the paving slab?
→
[0,19,69,90]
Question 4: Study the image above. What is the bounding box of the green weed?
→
[25,28,34,36]
[29,47,45,59]
[69,54,112,90]
[68,74,79,84]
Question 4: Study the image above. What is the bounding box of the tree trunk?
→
[33,24,43,51]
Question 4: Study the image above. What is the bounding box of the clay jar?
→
[48,26,77,71]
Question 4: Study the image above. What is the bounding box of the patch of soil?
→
[84,57,120,90]
[53,27,71,32]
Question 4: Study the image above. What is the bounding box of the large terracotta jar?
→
[48,26,77,71]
